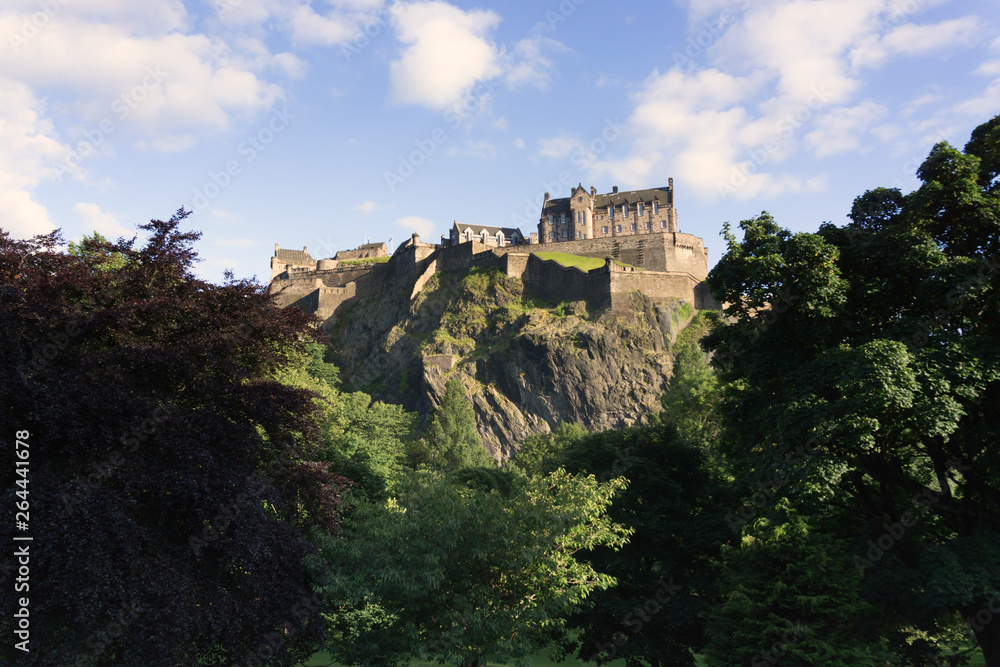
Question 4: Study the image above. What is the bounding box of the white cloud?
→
[355,200,378,211]
[513,137,526,149]
[851,16,982,68]
[0,17,283,138]
[389,1,503,109]
[582,0,985,202]
[503,36,565,90]
[804,101,888,157]
[73,202,134,240]
[396,215,435,238]
[975,60,1000,78]
[447,139,497,160]
[537,133,584,159]
[0,79,64,239]
[274,52,307,78]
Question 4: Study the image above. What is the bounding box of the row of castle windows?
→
[548,231,589,239]
[548,201,661,226]
[600,220,668,234]
[458,230,522,245]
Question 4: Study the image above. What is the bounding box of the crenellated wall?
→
[269,229,717,327]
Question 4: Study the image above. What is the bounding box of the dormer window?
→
[548,214,554,225]
[607,205,612,219]
[653,201,659,215]
[623,203,629,216]
[465,231,472,242]
[481,231,489,243]
[638,203,644,217]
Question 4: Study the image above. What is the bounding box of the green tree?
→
[413,377,495,469]
[661,311,723,453]
[0,210,346,666]
[534,424,735,667]
[704,502,889,666]
[307,468,631,667]
[703,115,1000,665]
[66,231,130,271]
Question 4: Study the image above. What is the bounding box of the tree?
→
[704,502,889,666]
[660,311,723,454]
[526,424,734,667]
[703,115,1000,665]
[66,231,130,271]
[307,468,631,667]
[411,377,494,469]
[0,210,348,666]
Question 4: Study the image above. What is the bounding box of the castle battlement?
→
[269,182,715,324]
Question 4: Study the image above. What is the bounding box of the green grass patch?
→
[340,255,390,265]
[534,252,607,271]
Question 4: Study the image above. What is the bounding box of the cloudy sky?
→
[2,0,997,280]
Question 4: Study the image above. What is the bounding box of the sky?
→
[1,0,998,282]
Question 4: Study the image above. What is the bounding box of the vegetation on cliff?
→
[3,114,997,667]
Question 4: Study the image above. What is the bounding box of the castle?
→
[269,182,715,324]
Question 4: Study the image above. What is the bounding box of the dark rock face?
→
[325,268,693,461]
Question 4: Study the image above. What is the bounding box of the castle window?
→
[577,231,581,239]
[661,220,667,228]
[646,222,652,230]
[562,230,568,238]
[631,223,637,231]
[638,203,644,217]
[623,203,629,216]
[549,215,553,225]
[577,211,581,224]
[603,226,608,234]
[607,205,612,219]
[653,202,659,215]
[481,231,489,243]
[497,231,504,245]
[465,231,472,242]
[561,213,566,224]
[578,196,582,202]
[616,225,622,233]
[549,231,555,239]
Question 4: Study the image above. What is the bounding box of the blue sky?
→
[2,0,998,282]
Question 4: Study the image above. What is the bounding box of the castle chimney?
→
[590,186,596,196]
[544,192,549,201]
[274,243,278,253]
[612,185,618,194]
[668,177,673,188]
[303,246,307,253]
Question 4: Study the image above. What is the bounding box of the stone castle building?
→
[539,180,678,243]
[269,180,715,324]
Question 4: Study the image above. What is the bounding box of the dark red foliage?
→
[0,210,346,666]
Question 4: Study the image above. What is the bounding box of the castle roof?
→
[451,221,523,239]
[541,186,673,214]
[274,246,315,265]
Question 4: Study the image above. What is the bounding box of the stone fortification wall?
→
[525,255,612,309]
[608,270,698,310]
[530,231,708,278]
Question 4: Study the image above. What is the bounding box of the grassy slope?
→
[533,252,607,271]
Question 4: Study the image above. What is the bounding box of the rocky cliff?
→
[324,267,695,461]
